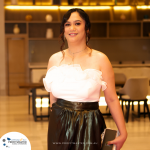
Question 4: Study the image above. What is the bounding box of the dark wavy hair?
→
[60,8,91,52]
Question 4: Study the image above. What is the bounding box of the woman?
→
[43,8,127,150]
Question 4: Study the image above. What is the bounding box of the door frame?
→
[5,34,29,95]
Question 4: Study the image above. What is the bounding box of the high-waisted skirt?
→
[48,98,106,150]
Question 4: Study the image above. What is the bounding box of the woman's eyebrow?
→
[66,20,82,23]
[74,20,82,22]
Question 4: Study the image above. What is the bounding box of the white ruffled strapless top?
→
[43,64,107,102]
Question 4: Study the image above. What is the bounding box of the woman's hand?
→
[100,53,128,150]
[50,92,57,112]
[107,133,127,150]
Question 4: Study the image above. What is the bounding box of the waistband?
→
[56,98,99,110]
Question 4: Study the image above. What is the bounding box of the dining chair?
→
[28,70,50,115]
[118,77,150,123]
[115,72,126,101]
[105,73,126,112]
[114,73,126,88]
[105,73,126,114]
[114,73,126,111]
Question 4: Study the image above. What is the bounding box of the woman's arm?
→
[50,93,57,107]
[99,53,127,150]
[47,53,60,108]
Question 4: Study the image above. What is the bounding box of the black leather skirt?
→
[48,98,106,150]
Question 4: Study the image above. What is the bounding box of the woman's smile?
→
[64,12,86,43]
[69,33,78,37]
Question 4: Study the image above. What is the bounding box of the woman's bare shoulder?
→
[47,51,64,69]
[92,49,109,61]
[93,49,113,72]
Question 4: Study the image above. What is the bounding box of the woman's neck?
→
[67,43,87,56]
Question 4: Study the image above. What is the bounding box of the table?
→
[19,82,50,121]
[19,82,124,119]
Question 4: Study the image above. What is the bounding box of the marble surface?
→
[0,95,150,150]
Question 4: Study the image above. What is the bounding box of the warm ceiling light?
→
[114,6,131,10]
[5,5,110,10]
[4,5,59,10]
[60,6,110,10]
[137,5,150,9]
[89,3,97,6]
[61,2,68,5]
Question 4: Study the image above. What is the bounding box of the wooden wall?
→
[0,0,6,95]
[29,39,150,63]
[90,39,150,63]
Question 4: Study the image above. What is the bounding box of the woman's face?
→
[64,12,86,44]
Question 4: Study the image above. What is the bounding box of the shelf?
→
[5,20,27,23]
[4,4,150,64]
[5,8,60,21]
[28,23,61,38]
[91,22,107,37]
[5,22,27,34]
[137,8,150,20]
[143,36,150,39]
[113,6,137,21]
[29,38,60,40]
[5,20,145,23]
[28,21,61,23]
[109,21,142,23]
[90,37,107,39]
[91,21,108,23]
[5,20,144,23]
[108,35,142,38]
[143,22,150,37]
[5,34,27,36]
[85,9,111,21]
[5,20,61,23]
[109,22,141,37]
[29,37,150,40]
[143,19,150,22]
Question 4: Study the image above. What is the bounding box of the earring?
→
[86,35,88,45]
[64,35,65,41]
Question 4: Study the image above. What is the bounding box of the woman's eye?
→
[75,23,81,25]
[65,23,70,26]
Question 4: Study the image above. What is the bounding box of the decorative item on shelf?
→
[145,0,149,5]
[78,0,83,5]
[45,14,53,22]
[143,15,150,21]
[25,15,33,21]
[144,14,149,19]
[32,0,36,5]
[46,28,53,39]
[52,0,61,5]
[11,0,18,5]
[13,24,20,34]
[114,0,117,5]
[68,0,74,5]
[120,14,126,20]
